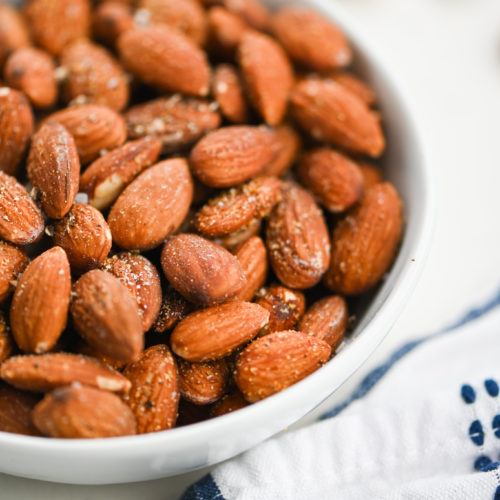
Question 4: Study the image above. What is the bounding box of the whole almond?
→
[123,344,179,433]
[4,48,58,109]
[27,122,80,219]
[213,64,248,124]
[80,136,161,210]
[291,78,385,157]
[234,236,267,301]
[238,30,294,126]
[92,1,134,47]
[190,126,275,188]
[266,182,330,289]
[329,72,376,108]
[325,182,403,295]
[118,25,210,96]
[33,384,136,438]
[271,6,351,70]
[0,382,40,436]
[0,353,131,393]
[207,7,249,57]
[222,0,269,30]
[262,124,301,177]
[152,287,192,333]
[209,391,248,418]
[162,234,247,306]
[108,159,193,251]
[70,269,144,362]
[234,330,331,402]
[0,4,30,69]
[0,241,28,303]
[52,203,112,273]
[171,301,269,362]
[358,162,383,193]
[0,312,13,364]
[10,247,71,354]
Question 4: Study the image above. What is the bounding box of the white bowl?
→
[0,0,434,485]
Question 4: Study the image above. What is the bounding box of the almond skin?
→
[329,72,376,107]
[70,269,144,362]
[209,391,248,417]
[0,311,13,364]
[33,384,137,438]
[234,330,331,402]
[0,241,28,304]
[271,6,351,71]
[80,136,161,210]
[234,236,268,302]
[52,203,112,274]
[162,234,247,306]
[123,344,179,433]
[213,64,249,124]
[0,382,40,436]
[223,0,270,31]
[290,78,385,157]
[325,182,403,295]
[171,301,269,362]
[358,162,383,192]
[92,1,134,47]
[10,247,71,354]
[27,122,80,219]
[266,182,330,289]
[152,287,191,333]
[214,217,261,252]
[108,159,193,251]
[238,30,294,126]
[118,25,210,96]
[262,124,301,177]
[0,4,30,69]
[297,148,364,213]
[190,126,275,188]
[0,353,131,393]
[207,6,249,57]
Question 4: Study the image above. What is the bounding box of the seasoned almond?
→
[209,391,247,417]
[108,159,193,251]
[152,287,191,333]
[70,269,144,362]
[266,182,330,289]
[261,124,301,177]
[234,330,331,402]
[80,136,161,210]
[0,353,131,393]
[171,301,269,361]
[52,203,112,273]
[329,72,376,107]
[33,384,136,438]
[222,0,269,30]
[0,241,28,303]
[190,125,275,188]
[325,182,403,295]
[214,217,261,252]
[123,344,179,433]
[213,64,248,124]
[93,2,134,47]
[162,234,247,306]
[27,122,80,219]
[0,311,13,364]
[207,7,248,57]
[358,162,383,192]
[234,236,267,301]
[0,3,30,69]
[0,382,40,436]
[10,247,71,354]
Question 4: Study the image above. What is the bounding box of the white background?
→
[3,0,500,497]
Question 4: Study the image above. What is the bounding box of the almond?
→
[0,311,13,364]
[296,148,364,213]
[74,339,126,371]
[234,235,267,301]
[0,87,34,176]
[44,104,127,164]
[171,301,269,361]
[10,247,71,354]
[123,344,179,433]
[0,353,131,393]
[234,330,331,402]
[178,358,229,405]
[189,125,275,188]
[0,3,30,69]
[207,7,248,57]
[0,241,28,303]
[4,48,58,109]
[24,0,91,56]
[209,390,247,417]
[0,382,40,436]
[33,384,136,438]
[27,121,80,219]
[222,0,270,31]
[124,95,221,154]
[52,203,112,273]
[92,2,134,47]
[266,182,330,289]
[194,176,282,237]
[358,162,383,192]
[102,252,162,332]
[271,6,351,71]
[162,234,247,306]
[118,25,210,96]
[108,159,193,251]
[261,124,301,177]
[298,295,347,350]
[214,217,261,252]
[290,78,385,157]
[80,136,161,210]
[324,182,403,295]
[213,64,248,124]
[238,30,294,126]
[70,269,144,362]
[152,287,192,333]
[329,72,376,107]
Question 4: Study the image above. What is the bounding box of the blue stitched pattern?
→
[486,380,500,398]
[181,473,225,500]
[469,419,485,446]
[461,384,477,404]
[495,485,500,500]
[493,415,500,439]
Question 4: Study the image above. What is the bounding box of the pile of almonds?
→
[0,0,403,439]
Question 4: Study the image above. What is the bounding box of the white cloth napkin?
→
[182,291,500,500]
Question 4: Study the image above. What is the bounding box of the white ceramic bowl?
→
[0,0,434,484]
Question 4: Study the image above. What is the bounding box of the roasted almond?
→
[234,330,331,402]
[0,382,40,436]
[358,162,383,192]
[123,344,179,433]
[152,287,192,333]
[207,7,249,57]
[325,182,403,295]
[74,339,126,371]
[10,247,71,354]
[0,311,13,364]
[234,235,267,301]
[27,121,80,219]
[222,0,270,31]
[209,390,247,417]
[214,217,261,252]
[92,2,134,47]
[108,159,193,251]
[329,72,376,108]
[70,269,144,362]
[0,241,28,303]
[171,301,269,361]
[162,234,247,306]
[0,3,30,69]
[213,64,249,124]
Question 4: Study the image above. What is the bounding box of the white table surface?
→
[3,0,500,498]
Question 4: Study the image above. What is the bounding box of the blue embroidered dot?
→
[469,419,485,446]
[494,485,500,500]
[474,455,492,471]
[485,379,499,397]
[492,415,500,439]
[461,384,476,403]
